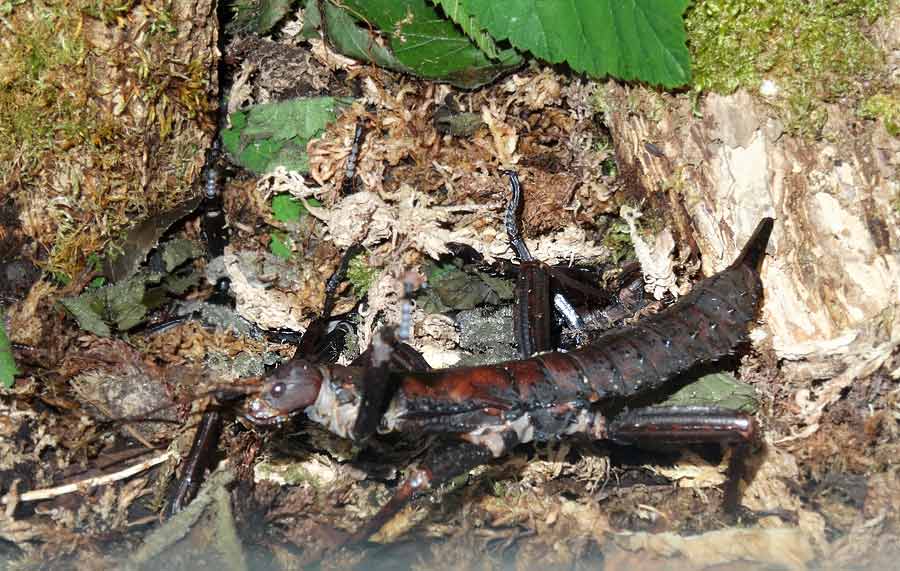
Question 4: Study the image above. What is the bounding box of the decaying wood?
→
[603,85,899,362]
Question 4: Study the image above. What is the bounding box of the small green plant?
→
[660,372,758,412]
[860,93,900,137]
[271,194,306,222]
[603,220,635,264]
[346,253,377,297]
[60,239,202,336]
[88,276,107,289]
[269,232,293,259]
[0,313,18,388]
[221,97,352,174]
[267,195,320,258]
[86,253,107,289]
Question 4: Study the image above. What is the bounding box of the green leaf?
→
[272,194,305,222]
[239,138,286,174]
[421,261,513,312]
[159,238,203,272]
[431,0,504,60]
[106,278,148,331]
[660,372,758,412]
[162,272,199,295]
[60,293,112,336]
[60,274,150,336]
[456,0,692,87]
[332,0,523,88]
[230,109,248,130]
[320,1,411,72]
[221,97,352,174]
[0,314,19,388]
[300,0,323,38]
[257,0,292,34]
[60,272,156,336]
[271,195,321,223]
[271,194,323,224]
[270,232,293,259]
[65,237,203,336]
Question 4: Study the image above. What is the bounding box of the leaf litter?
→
[1,2,898,570]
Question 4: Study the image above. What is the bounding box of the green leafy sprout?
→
[267,194,321,259]
[269,232,294,260]
[1,313,20,388]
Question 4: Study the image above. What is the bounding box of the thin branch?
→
[1,450,174,505]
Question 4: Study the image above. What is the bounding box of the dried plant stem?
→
[1,450,174,505]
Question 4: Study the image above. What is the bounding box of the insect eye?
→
[270,382,286,399]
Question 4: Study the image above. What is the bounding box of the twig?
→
[1,450,174,505]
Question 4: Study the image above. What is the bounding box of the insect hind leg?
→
[608,405,758,513]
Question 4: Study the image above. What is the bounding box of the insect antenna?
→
[94,378,264,435]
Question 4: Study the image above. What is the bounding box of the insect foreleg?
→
[166,409,223,516]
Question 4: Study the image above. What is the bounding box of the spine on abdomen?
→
[533,218,773,401]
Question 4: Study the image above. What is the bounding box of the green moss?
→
[347,253,377,297]
[685,0,889,136]
[602,219,634,265]
[0,1,91,170]
[1,0,213,277]
[860,93,900,137]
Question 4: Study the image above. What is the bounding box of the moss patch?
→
[347,252,377,297]
[0,1,91,181]
[685,0,890,136]
[0,0,215,279]
[860,92,900,137]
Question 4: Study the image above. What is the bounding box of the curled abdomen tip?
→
[732,217,774,272]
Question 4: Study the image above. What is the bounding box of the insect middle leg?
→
[348,440,494,543]
[503,170,584,350]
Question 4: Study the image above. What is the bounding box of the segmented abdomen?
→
[532,218,772,401]
[560,263,760,399]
